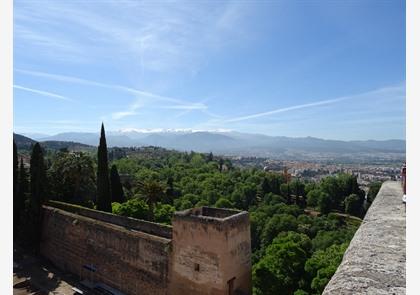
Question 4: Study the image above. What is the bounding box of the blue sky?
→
[13,0,405,140]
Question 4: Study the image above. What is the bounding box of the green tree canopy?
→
[344,193,363,216]
[318,192,332,215]
[311,229,355,251]
[215,197,234,208]
[306,189,323,208]
[112,198,149,220]
[261,214,298,247]
[253,232,312,295]
[305,243,348,294]
[153,203,175,224]
[137,179,165,207]
[48,151,96,206]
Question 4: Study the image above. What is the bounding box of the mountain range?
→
[16,130,405,160]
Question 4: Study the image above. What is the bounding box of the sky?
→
[13,0,406,140]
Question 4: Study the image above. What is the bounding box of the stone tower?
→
[169,207,252,295]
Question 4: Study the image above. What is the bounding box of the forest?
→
[13,126,382,295]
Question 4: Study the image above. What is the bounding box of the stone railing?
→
[322,181,406,294]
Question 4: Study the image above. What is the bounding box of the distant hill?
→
[38,132,134,147]
[13,133,37,149]
[31,130,405,161]
[14,133,94,151]
[21,132,50,140]
[40,140,94,152]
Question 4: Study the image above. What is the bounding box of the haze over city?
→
[13,1,405,140]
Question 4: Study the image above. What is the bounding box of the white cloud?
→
[111,111,138,120]
[161,104,207,110]
[13,84,73,102]
[16,69,210,120]
[225,84,405,123]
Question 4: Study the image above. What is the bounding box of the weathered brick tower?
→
[170,207,252,295]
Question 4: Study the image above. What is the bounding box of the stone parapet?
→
[46,200,172,239]
[323,181,406,295]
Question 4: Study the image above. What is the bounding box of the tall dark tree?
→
[13,141,19,234]
[280,183,292,204]
[97,123,112,212]
[260,177,271,194]
[30,143,46,212]
[218,158,225,172]
[206,152,214,162]
[28,142,47,249]
[16,158,28,233]
[110,164,125,203]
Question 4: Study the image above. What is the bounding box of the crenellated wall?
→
[322,181,406,295]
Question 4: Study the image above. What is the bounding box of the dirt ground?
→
[13,245,79,295]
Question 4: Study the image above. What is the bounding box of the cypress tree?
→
[16,158,28,233]
[13,141,19,234]
[30,143,46,209]
[29,142,46,249]
[261,177,271,194]
[97,123,112,212]
[218,158,224,172]
[165,176,175,202]
[110,164,125,203]
[206,152,213,162]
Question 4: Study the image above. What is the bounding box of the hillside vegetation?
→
[15,139,382,295]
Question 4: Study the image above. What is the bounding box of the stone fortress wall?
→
[322,181,406,295]
[40,201,251,295]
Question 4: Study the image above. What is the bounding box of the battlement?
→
[173,206,249,229]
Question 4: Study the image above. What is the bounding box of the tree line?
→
[13,123,125,248]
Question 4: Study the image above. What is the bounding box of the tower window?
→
[194,263,200,272]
